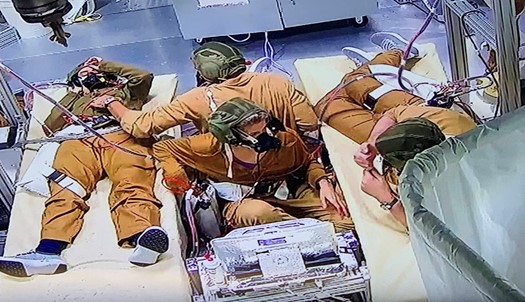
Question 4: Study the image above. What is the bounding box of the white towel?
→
[198,0,249,8]
[368,64,440,101]
[16,142,60,197]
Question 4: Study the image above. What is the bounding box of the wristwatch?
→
[103,96,118,108]
[380,195,400,211]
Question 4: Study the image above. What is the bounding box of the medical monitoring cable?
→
[397,0,441,92]
[0,62,152,159]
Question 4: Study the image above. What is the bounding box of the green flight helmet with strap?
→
[208,97,267,145]
[375,117,446,171]
[192,42,247,84]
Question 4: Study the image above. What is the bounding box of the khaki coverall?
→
[315,50,477,144]
[153,131,354,233]
[120,72,319,138]
[314,50,425,144]
[42,61,161,246]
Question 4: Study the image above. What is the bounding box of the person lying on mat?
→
[89,41,319,142]
[354,117,476,228]
[315,31,476,144]
[0,58,169,278]
[154,97,354,233]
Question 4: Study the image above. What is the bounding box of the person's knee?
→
[232,200,287,227]
[332,217,355,233]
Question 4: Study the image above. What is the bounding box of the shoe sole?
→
[342,47,373,62]
[130,227,169,267]
[0,260,67,277]
[371,32,419,57]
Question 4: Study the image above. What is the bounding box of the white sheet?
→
[0,74,193,302]
[294,44,447,302]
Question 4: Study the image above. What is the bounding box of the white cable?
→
[228,33,251,43]
[259,32,294,80]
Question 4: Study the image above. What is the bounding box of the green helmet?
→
[375,117,446,171]
[191,42,247,83]
[208,97,266,144]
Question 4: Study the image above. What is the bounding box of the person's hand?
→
[319,178,349,217]
[78,65,100,78]
[89,94,120,109]
[361,168,394,202]
[354,142,377,169]
[83,56,102,67]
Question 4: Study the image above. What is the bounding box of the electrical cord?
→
[397,0,441,91]
[227,33,251,43]
[318,72,418,122]
[411,0,445,24]
[258,32,294,80]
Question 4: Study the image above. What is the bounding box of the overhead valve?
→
[11,0,73,46]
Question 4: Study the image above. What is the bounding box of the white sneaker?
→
[129,226,169,267]
[342,47,374,67]
[371,32,426,58]
[0,251,67,277]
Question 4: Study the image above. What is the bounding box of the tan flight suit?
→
[120,72,319,138]
[153,130,354,233]
[41,61,161,246]
[315,50,427,144]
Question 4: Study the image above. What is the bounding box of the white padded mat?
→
[294,44,447,302]
[0,74,193,302]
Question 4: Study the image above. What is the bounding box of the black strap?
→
[47,170,66,183]
[363,94,379,111]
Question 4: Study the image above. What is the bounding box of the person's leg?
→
[315,48,424,143]
[0,140,102,277]
[272,184,354,233]
[223,198,296,228]
[103,133,167,267]
[315,96,379,144]
[315,49,406,117]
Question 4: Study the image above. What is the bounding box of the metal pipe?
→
[493,0,521,114]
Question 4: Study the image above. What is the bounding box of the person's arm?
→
[367,114,397,146]
[361,169,406,227]
[42,91,81,136]
[98,61,154,101]
[153,137,197,190]
[287,80,319,134]
[92,94,193,138]
[391,201,408,228]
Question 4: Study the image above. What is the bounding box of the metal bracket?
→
[394,0,445,22]
[444,0,521,114]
